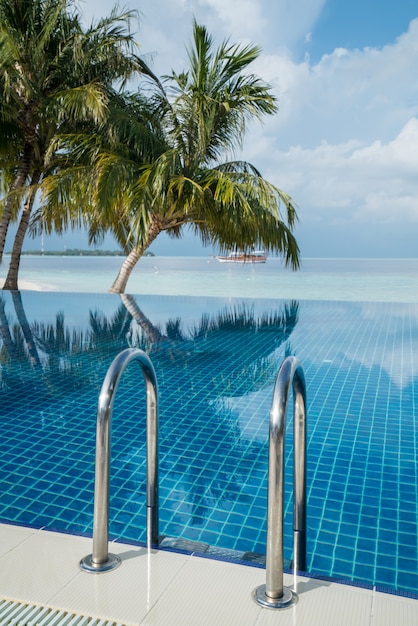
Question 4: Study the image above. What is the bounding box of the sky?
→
[24,0,418,257]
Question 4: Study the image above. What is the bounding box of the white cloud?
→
[249,18,418,149]
[80,1,418,254]
[195,0,326,50]
[258,118,418,229]
[236,19,418,236]
[83,0,327,68]
[196,0,266,38]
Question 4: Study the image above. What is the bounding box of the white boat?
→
[216,250,267,263]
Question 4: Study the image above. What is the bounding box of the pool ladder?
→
[79,349,307,612]
[253,356,307,610]
[80,348,158,572]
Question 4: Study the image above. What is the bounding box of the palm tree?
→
[41,20,300,294]
[0,0,152,290]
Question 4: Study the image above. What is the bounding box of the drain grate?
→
[0,598,129,626]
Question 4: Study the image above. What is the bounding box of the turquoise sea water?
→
[2,255,418,301]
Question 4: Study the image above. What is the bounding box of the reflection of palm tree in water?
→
[121,294,299,527]
[1,292,299,531]
[11,292,43,371]
[0,295,37,393]
[31,306,133,392]
[0,295,133,400]
[122,293,298,392]
[0,292,54,399]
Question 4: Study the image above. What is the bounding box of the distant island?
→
[17,249,155,257]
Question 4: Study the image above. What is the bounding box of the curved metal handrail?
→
[80,348,158,572]
[253,356,307,609]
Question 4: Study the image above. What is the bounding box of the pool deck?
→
[1,523,417,625]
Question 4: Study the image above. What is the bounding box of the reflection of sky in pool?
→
[1,291,417,595]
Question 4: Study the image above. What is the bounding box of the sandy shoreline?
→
[1,279,56,292]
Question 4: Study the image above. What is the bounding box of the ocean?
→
[2,255,418,302]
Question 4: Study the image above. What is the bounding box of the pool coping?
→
[1,521,418,626]
[2,519,417,601]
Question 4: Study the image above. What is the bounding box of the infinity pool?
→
[1,291,417,595]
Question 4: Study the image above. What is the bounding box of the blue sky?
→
[26,0,418,257]
[306,0,418,62]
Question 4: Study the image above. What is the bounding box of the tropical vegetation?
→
[0,0,153,289]
[1,2,300,292]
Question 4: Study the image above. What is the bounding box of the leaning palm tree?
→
[110,22,300,293]
[0,0,153,290]
[41,21,300,294]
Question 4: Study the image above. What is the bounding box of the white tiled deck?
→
[1,523,417,625]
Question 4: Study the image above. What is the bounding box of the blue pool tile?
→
[361,509,379,526]
[312,554,334,572]
[399,520,417,535]
[397,556,418,573]
[356,549,376,566]
[398,530,417,547]
[354,563,375,582]
[335,546,355,562]
[333,560,354,577]
[376,567,397,587]
[397,571,418,590]
[379,517,398,531]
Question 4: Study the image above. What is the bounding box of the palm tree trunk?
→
[120,294,165,343]
[109,219,162,294]
[0,296,19,361]
[2,170,41,291]
[0,144,33,263]
[109,247,142,294]
[11,290,43,370]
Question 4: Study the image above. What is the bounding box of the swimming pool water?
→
[1,291,417,595]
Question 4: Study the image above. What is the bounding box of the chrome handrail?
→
[80,348,158,573]
[253,356,307,609]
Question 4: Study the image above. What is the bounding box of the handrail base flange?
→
[80,553,121,573]
[252,584,296,610]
